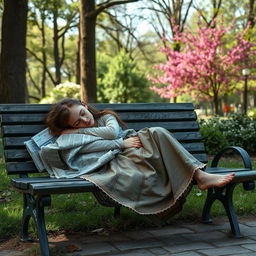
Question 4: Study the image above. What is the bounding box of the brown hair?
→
[46,98,126,136]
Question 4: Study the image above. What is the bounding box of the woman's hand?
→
[61,128,80,135]
[123,136,143,148]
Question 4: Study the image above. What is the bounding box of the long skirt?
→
[81,127,206,215]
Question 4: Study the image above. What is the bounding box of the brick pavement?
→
[1,217,256,255]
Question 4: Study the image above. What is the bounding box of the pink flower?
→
[148,19,256,111]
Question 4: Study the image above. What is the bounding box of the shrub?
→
[102,49,151,103]
[248,108,256,119]
[220,114,256,153]
[200,115,256,155]
[39,82,80,103]
[199,118,228,155]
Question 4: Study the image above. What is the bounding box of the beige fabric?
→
[81,127,206,215]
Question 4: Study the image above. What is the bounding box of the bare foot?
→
[194,170,235,190]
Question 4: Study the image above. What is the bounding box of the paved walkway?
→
[1,217,256,255]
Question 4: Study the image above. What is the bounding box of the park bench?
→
[1,102,256,256]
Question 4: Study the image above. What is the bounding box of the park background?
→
[0,0,256,116]
[1,1,256,253]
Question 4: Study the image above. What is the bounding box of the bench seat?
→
[11,177,96,193]
[11,168,256,195]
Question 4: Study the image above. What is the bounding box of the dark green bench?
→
[1,103,256,256]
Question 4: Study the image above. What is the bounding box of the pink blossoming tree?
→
[148,21,256,114]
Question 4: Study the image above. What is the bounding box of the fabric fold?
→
[80,127,206,215]
[39,113,205,216]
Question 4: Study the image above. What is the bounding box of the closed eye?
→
[72,109,83,127]
[73,119,80,127]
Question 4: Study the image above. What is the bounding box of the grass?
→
[1,137,256,242]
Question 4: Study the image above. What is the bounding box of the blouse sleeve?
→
[78,137,124,153]
[79,114,121,139]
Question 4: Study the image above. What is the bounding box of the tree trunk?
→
[213,93,219,115]
[80,0,97,103]
[53,4,61,86]
[76,24,81,85]
[41,15,47,97]
[79,0,139,103]
[253,92,256,107]
[0,0,28,103]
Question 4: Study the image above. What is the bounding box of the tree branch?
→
[27,66,41,95]
[91,0,140,17]
[181,0,193,31]
[26,48,56,85]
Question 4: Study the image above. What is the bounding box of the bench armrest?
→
[211,146,252,170]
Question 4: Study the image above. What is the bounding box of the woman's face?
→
[68,104,95,128]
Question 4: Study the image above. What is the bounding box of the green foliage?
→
[200,114,256,154]
[248,108,256,119]
[199,119,229,155]
[101,49,151,103]
[96,52,112,102]
[26,0,79,102]
[219,114,256,153]
[39,81,80,103]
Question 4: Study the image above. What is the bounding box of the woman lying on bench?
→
[40,98,234,221]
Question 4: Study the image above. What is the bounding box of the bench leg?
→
[21,194,52,256]
[34,196,51,256]
[201,188,214,224]
[21,194,33,242]
[222,184,242,238]
[202,183,242,238]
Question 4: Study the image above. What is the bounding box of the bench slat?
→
[3,136,31,148]
[104,111,196,121]
[11,170,256,196]
[28,181,98,195]
[0,104,51,113]
[6,162,40,174]
[0,103,194,113]
[94,103,195,111]
[6,153,208,175]
[12,177,88,190]
[2,132,202,149]
[2,124,47,135]
[4,142,206,162]
[0,111,196,124]
[1,113,47,124]
[9,132,202,148]
[193,154,208,163]
[126,121,199,131]
[5,149,31,161]
[183,143,205,153]
[206,167,251,173]
[206,169,256,183]
[1,121,199,136]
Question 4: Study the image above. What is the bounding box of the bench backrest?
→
[0,103,208,176]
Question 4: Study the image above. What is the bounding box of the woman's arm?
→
[78,137,124,153]
[78,136,142,153]
[62,114,121,139]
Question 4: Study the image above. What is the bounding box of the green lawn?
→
[1,138,256,241]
